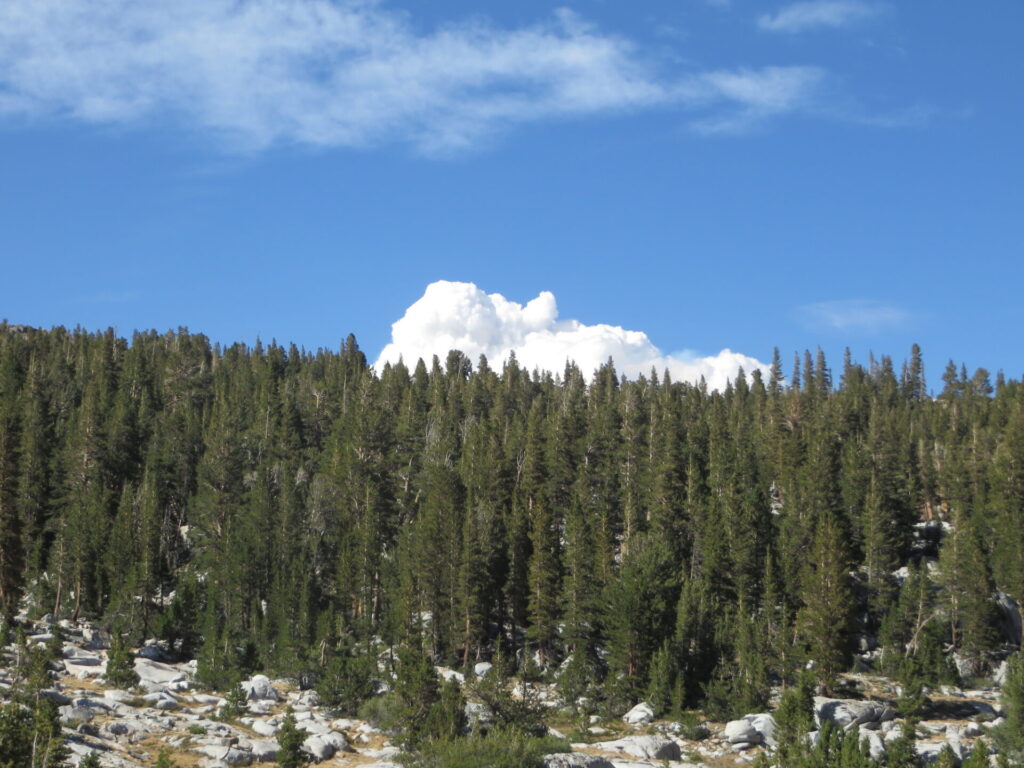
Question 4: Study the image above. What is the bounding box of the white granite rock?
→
[590,735,680,760]
[242,675,279,702]
[302,734,336,761]
[542,755,615,768]
[251,719,279,737]
[622,701,654,725]
[724,719,762,745]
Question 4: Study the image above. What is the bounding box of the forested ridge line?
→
[1,321,1023,718]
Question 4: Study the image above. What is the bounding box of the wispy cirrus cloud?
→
[0,0,842,153]
[796,299,910,333]
[759,1,883,33]
[688,66,826,134]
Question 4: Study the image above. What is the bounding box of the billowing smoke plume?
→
[375,281,767,390]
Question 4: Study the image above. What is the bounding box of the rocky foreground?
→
[0,618,1010,767]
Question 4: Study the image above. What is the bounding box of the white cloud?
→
[688,66,825,134]
[375,281,768,390]
[759,1,881,33]
[796,299,909,332]
[0,0,827,152]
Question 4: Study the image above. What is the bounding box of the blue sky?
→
[1,0,1022,388]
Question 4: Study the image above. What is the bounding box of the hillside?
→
[2,323,1024,766]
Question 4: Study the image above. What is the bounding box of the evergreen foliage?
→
[0,325,1021,720]
[469,646,545,736]
[104,632,139,689]
[217,683,249,721]
[275,710,308,768]
[0,619,70,768]
[0,693,68,767]
[995,652,1024,757]
[772,672,815,768]
[398,731,570,768]
[316,639,376,714]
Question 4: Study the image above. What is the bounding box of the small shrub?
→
[188,723,206,735]
[423,677,466,742]
[680,721,710,741]
[217,683,248,721]
[646,641,677,717]
[962,739,990,768]
[676,710,710,741]
[276,710,309,768]
[470,647,546,737]
[45,625,65,661]
[316,644,375,714]
[357,692,405,731]
[399,731,570,768]
[885,719,920,768]
[105,633,139,689]
[896,679,928,719]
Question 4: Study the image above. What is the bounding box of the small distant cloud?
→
[759,1,882,33]
[796,299,910,332]
[847,103,936,129]
[79,291,139,304]
[688,65,825,134]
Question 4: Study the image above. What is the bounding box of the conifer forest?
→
[2,322,1024,767]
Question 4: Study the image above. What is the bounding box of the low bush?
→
[357,692,406,731]
[399,731,570,768]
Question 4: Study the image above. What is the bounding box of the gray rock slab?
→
[590,735,681,761]
[543,755,616,768]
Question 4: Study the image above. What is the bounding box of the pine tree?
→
[862,407,912,594]
[16,358,51,581]
[0,702,34,768]
[797,512,853,694]
[105,632,139,689]
[672,574,717,707]
[938,506,997,673]
[218,683,249,721]
[604,532,676,706]
[469,643,546,736]
[523,398,560,666]
[0,391,23,624]
[392,643,443,749]
[962,740,989,768]
[562,487,600,677]
[423,677,466,742]
[991,406,1024,614]
[316,638,374,715]
[275,710,308,768]
[645,640,676,717]
[773,671,815,767]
